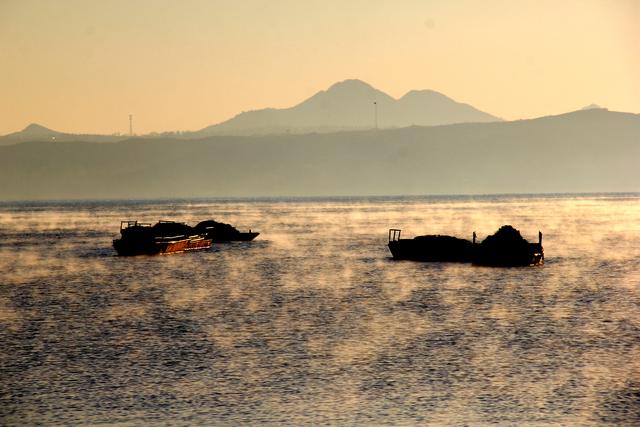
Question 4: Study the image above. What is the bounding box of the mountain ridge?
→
[1,79,627,145]
[1,108,637,200]
[1,107,628,146]
[195,79,501,136]
[0,123,127,146]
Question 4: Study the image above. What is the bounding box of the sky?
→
[0,0,638,135]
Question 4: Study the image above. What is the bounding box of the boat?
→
[113,220,212,256]
[388,225,544,266]
[193,220,259,243]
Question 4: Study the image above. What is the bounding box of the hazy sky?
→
[1,0,638,135]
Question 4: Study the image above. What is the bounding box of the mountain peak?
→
[21,123,58,135]
[327,79,376,92]
[319,79,392,101]
[22,123,51,132]
[400,89,451,101]
[581,103,606,111]
[293,79,395,112]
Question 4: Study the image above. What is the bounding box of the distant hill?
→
[0,123,127,146]
[194,79,501,136]
[0,123,61,146]
[1,80,499,144]
[20,123,61,138]
[581,103,605,110]
[1,109,637,200]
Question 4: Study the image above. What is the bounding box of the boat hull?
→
[388,236,474,262]
[389,239,543,266]
[210,232,260,243]
[473,242,544,267]
[113,236,212,256]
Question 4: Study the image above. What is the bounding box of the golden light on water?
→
[1,195,639,424]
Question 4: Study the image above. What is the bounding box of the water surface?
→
[1,194,639,425]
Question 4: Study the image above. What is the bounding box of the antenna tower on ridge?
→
[373,101,378,130]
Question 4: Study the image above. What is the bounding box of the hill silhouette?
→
[0,123,62,145]
[195,79,501,136]
[581,103,604,110]
[21,123,60,137]
[0,109,637,200]
[0,80,500,144]
[0,123,127,146]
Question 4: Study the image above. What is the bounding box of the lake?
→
[1,194,639,425]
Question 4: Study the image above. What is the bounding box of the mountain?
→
[0,123,62,145]
[581,103,604,110]
[0,123,129,146]
[195,79,501,136]
[1,109,637,200]
[20,123,61,137]
[1,80,498,144]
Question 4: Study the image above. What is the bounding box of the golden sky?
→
[0,0,638,135]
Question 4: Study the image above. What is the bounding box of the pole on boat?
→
[473,231,476,244]
[539,231,542,245]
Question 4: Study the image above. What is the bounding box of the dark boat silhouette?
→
[193,220,259,243]
[388,225,544,266]
[113,220,212,256]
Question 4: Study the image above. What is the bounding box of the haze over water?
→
[1,194,639,425]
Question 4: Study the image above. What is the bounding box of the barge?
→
[388,225,544,266]
[113,220,212,256]
[193,220,259,243]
